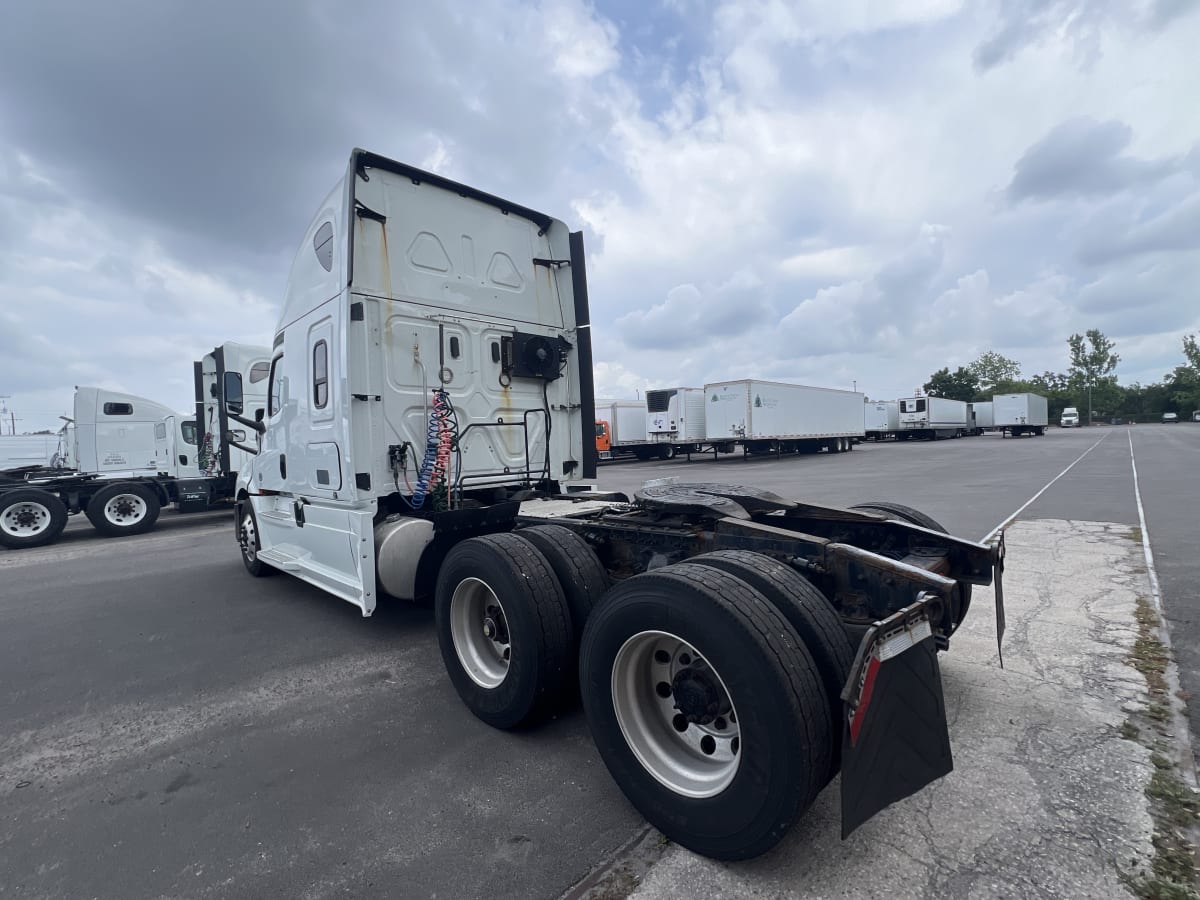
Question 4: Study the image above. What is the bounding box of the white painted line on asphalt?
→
[1127,429,1163,615]
[980,433,1109,544]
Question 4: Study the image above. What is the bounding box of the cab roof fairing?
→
[274,149,571,342]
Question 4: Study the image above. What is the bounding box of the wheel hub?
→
[672,668,722,724]
[2,502,51,537]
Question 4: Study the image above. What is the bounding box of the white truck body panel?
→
[73,387,181,476]
[646,388,705,443]
[0,433,72,470]
[705,380,866,440]
[598,400,648,445]
[972,401,994,429]
[898,397,968,431]
[245,150,587,615]
[993,393,1048,427]
[864,401,898,434]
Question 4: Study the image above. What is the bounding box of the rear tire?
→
[85,483,161,537]
[688,550,852,781]
[517,524,610,639]
[435,533,573,729]
[580,563,831,860]
[849,501,972,632]
[0,489,68,549]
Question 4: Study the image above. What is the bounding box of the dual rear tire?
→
[434,530,848,860]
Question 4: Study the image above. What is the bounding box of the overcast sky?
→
[1,0,1197,432]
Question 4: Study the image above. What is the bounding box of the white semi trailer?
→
[864,401,898,441]
[228,149,1004,862]
[967,401,994,436]
[0,343,268,549]
[705,379,865,454]
[645,387,709,457]
[994,393,1048,437]
[898,396,968,440]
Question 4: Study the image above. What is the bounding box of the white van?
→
[1060,407,1080,427]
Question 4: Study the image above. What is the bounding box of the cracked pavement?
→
[624,520,1162,900]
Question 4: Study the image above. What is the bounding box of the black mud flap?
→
[840,598,953,838]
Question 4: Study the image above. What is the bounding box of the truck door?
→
[303,317,343,495]
[155,416,176,475]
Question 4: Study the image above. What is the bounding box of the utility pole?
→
[1088,381,1093,427]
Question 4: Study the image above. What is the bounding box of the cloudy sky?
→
[1,0,1197,432]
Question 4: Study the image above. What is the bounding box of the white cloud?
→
[0,0,1198,433]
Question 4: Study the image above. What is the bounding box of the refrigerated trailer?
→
[994,393,1048,437]
[228,149,1005,862]
[864,401,898,441]
[0,344,269,550]
[898,396,968,440]
[705,379,865,454]
[645,387,709,457]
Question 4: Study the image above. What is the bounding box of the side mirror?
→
[223,372,244,415]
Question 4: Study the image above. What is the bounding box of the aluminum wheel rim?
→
[611,630,741,798]
[103,493,147,526]
[1,501,52,538]
[450,577,510,689]
[241,513,257,561]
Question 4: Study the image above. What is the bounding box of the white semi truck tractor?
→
[0,343,268,549]
[231,149,1006,861]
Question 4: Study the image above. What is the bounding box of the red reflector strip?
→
[849,655,882,747]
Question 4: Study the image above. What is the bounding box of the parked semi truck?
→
[898,396,968,440]
[705,379,865,454]
[864,400,898,441]
[0,343,268,550]
[595,400,653,460]
[229,149,1005,861]
[994,393,1048,437]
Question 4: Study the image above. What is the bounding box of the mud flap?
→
[840,598,953,838]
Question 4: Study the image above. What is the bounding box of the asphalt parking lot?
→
[1,424,1197,898]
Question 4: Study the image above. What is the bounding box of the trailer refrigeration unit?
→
[0,344,269,550]
[227,149,1006,863]
[863,400,898,441]
[898,396,968,440]
[968,401,994,436]
[644,387,709,458]
[705,379,865,454]
[594,400,651,460]
[994,393,1048,437]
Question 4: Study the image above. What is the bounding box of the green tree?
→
[1029,371,1072,422]
[1183,333,1200,370]
[1067,330,1120,423]
[967,351,1023,391]
[923,366,980,401]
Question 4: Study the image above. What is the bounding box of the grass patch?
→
[1119,589,1200,900]
[1147,771,1200,830]
[1128,525,1145,544]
